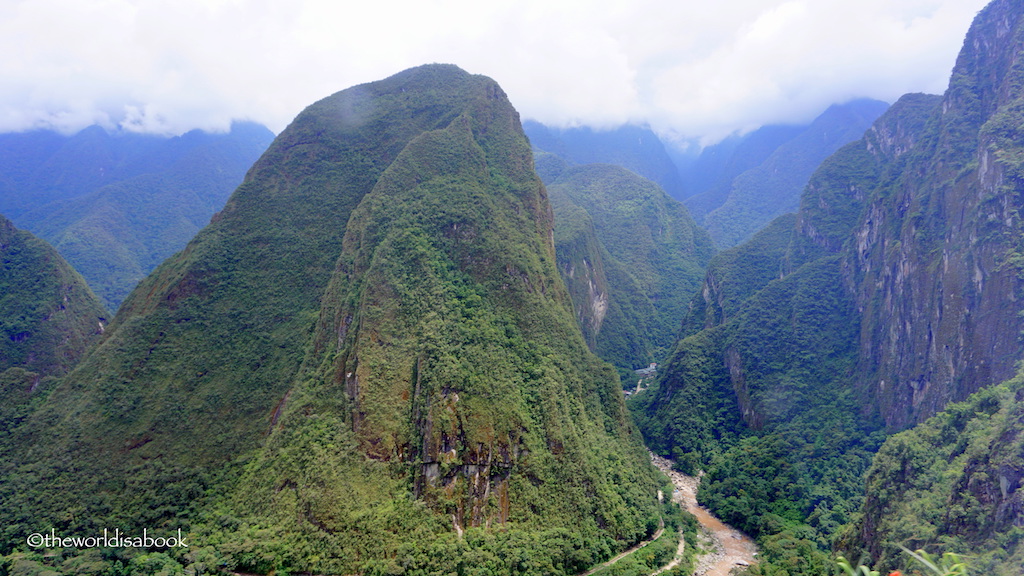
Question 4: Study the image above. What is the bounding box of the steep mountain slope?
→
[0,214,106,377]
[523,121,687,199]
[0,65,661,576]
[845,0,1024,431]
[635,93,936,471]
[841,368,1024,573]
[545,164,713,374]
[0,215,107,457]
[697,99,889,248]
[0,123,273,309]
[831,0,1024,568]
[633,0,1024,565]
[678,124,806,218]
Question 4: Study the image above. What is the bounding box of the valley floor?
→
[650,454,758,576]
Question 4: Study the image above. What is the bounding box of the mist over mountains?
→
[0,122,273,310]
[3,1,1024,575]
[634,0,1024,571]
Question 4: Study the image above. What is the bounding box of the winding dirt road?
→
[650,453,758,576]
[579,521,665,576]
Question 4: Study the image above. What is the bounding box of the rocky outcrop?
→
[848,0,1024,429]
[546,164,712,372]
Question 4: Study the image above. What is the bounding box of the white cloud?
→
[0,0,991,140]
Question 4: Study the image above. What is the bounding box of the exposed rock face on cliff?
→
[0,65,660,576]
[633,0,1024,567]
[848,0,1024,430]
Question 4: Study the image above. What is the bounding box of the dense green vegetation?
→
[0,214,106,377]
[839,369,1024,574]
[630,89,949,574]
[0,65,664,576]
[587,492,698,576]
[632,251,886,565]
[0,122,273,310]
[544,164,712,375]
[8,2,1024,573]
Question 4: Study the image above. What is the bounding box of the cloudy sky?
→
[0,0,990,143]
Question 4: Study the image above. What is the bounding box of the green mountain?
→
[0,214,106,451]
[684,99,889,248]
[0,214,106,377]
[0,64,663,576]
[0,122,274,310]
[545,163,713,375]
[632,0,1024,570]
[523,121,687,199]
[840,368,1024,573]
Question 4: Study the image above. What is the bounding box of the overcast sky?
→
[0,0,991,144]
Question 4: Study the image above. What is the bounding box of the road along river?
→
[650,453,759,576]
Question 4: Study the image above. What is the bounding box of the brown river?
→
[650,453,759,576]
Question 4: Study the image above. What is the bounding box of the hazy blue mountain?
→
[0,122,274,309]
[678,124,806,217]
[689,99,889,248]
[523,121,687,199]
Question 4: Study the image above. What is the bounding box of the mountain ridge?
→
[633,0,1024,570]
[0,64,664,576]
[0,122,274,310]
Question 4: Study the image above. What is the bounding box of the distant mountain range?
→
[682,99,889,248]
[526,100,887,250]
[0,122,274,310]
[523,121,687,199]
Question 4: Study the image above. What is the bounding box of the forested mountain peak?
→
[0,64,662,576]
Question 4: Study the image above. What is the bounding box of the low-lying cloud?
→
[0,0,989,141]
